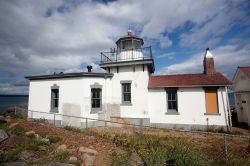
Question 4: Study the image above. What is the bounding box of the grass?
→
[32,118,49,124]
[10,124,25,135]
[112,153,130,166]
[0,140,47,163]
[63,125,81,133]
[46,135,61,143]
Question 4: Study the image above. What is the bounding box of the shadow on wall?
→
[62,103,81,127]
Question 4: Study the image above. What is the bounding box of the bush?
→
[139,140,166,166]
[165,139,205,166]
[47,135,61,143]
[9,112,23,119]
[10,125,25,135]
[112,153,130,166]
[63,125,81,133]
[54,150,71,162]
[32,118,48,124]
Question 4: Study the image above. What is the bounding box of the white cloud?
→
[157,43,250,79]
[157,52,175,59]
[0,0,249,94]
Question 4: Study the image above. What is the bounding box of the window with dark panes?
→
[122,83,131,104]
[91,88,101,108]
[167,89,178,112]
[51,88,59,112]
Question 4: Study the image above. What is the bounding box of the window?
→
[91,88,101,110]
[205,89,219,113]
[51,88,59,112]
[122,83,131,104]
[166,89,178,113]
[122,40,132,49]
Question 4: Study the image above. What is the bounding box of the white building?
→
[26,30,232,130]
[232,66,250,126]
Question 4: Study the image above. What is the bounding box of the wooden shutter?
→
[205,89,218,113]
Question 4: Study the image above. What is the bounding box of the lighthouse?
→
[100,29,155,73]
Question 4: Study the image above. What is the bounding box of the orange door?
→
[205,90,218,113]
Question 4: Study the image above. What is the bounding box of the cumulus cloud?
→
[0,0,249,94]
[157,42,250,79]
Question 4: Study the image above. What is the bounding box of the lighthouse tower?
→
[99,30,154,121]
[99,29,155,73]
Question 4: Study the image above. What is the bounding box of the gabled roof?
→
[148,73,231,88]
[238,66,250,78]
[26,72,113,80]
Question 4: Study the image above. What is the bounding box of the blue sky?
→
[0,0,250,94]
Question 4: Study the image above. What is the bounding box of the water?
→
[0,95,28,112]
[228,93,235,107]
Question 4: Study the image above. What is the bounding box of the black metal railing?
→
[100,46,153,64]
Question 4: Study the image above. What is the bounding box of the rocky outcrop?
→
[79,147,98,166]
[0,129,8,143]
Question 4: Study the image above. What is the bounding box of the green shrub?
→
[0,146,24,163]
[54,150,71,162]
[112,153,130,166]
[139,140,166,166]
[47,135,61,143]
[165,139,205,166]
[63,125,81,133]
[10,125,25,135]
[0,139,46,163]
[9,112,23,119]
[32,118,48,124]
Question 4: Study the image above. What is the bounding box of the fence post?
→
[14,106,16,115]
[86,118,88,129]
[224,134,228,159]
[31,110,33,119]
[53,114,56,126]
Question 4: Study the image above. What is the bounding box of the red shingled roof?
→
[148,73,231,88]
[239,66,250,78]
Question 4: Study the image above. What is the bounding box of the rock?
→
[19,150,35,161]
[0,129,8,143]
[9,123,18,128]
[69,156,77,162]
[0,116,7,124]
[42,162,74,166]
[34,134,40,140]
[78,147,98,155]
[57,144,67,152]
[40,138,50,144]
[1,135,31,148]
[82,153,96,166]
[25,130,35,137]
[129,152,144,166]
[3,162,27,166]
[38,146,47,151]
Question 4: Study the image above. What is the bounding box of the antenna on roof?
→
[128,25,132,36]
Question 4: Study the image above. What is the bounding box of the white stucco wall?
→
[235,93,250,125]
[28,77,112,126]
[109,65,150,118]
[233,70,250,92]
[148,87,229,128]
[233,69,250,126]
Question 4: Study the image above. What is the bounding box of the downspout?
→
[221,89,229,131]
[226,86,232,131]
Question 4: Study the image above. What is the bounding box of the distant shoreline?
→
[0,94,28,97]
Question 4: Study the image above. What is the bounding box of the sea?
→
[0,95,29,112]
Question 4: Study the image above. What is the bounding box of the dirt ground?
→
[9,118,116,166]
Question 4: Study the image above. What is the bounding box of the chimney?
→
[87,65,92,72]
[203,48,216,75]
